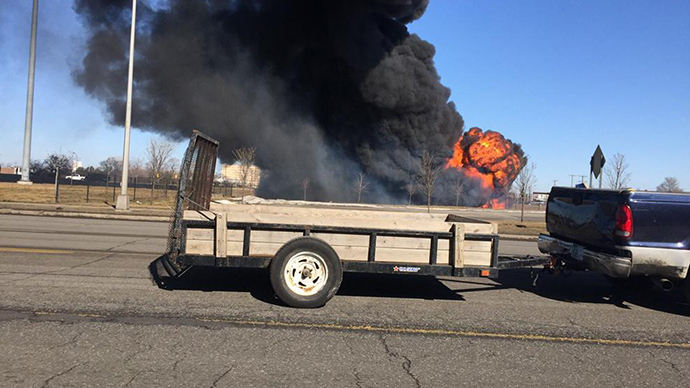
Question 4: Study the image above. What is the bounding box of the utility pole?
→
[19,0,40,185]
[116,0,137,210]
[579,175,587,185]
[569,174,577,187]
[552,180,558,187]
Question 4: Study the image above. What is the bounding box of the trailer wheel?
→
[270,237,343,308]
[683,279,690,303]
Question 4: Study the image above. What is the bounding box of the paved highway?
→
[1,214,688,387]
[0,214,540,257]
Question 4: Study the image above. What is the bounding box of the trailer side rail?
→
[176,218,502,278]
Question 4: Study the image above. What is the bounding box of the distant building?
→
[220,163,261,188]
[0,167,20,175]
[72,160,83,172]
[532,192,549,203]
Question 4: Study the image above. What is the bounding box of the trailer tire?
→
[270,237,343,308]
[683,279,690,303]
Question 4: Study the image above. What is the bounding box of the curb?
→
[0,208,169,222]
[500,234,539,242]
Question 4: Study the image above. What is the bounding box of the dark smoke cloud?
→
[73,0,466,202]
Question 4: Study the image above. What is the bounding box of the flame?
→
[482,199,506,210]
[445,127,523,208]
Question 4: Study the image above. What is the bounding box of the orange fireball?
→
[445,127,523,208]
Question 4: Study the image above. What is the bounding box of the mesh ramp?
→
[161,130,219,276]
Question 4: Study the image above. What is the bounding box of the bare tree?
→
[301,177,310,201]
[129,158,148,179]
[405,178,416,205]
[513,161,537,222]
[657,177,682,193]
[99,156,122,184]
[453,177,463,206]
[45,154,72,175]
[605,153,631,189]
[353,173,369,203]
[232,147,257,187]
[145,139,175,192]
[416,151,442,213]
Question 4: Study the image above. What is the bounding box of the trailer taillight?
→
[615,204,633,239]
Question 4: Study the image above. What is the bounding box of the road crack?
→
[2,253,117,285]
[48,331,83,350]
[342,336,367,388]
[124,335,154,365]
[648,350,684,378]
[210,367,234,387]
[107,237,151,252]
[379,334,421,388]
[41,363,81,387]
[124,369,148,387]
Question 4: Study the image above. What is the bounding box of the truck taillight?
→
[615,204,633,238]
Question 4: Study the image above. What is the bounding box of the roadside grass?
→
[0,182,179,208]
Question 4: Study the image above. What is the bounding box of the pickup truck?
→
[538,187,690,299]
[65,174,86,181]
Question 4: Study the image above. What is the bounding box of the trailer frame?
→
[161,217,547,280]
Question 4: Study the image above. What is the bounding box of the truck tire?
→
[683,280,690,303]
[270,237,343,308]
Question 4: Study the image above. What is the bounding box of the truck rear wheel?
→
[270,237,343,308]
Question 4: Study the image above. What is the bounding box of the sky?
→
[1,0,689,192]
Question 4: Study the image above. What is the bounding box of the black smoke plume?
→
[73,0,466,202]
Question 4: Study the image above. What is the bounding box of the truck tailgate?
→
[546,187,620,252]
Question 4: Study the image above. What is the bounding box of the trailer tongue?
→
[157,131,548,307]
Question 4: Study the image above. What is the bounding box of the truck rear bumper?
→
[538,234,632,278]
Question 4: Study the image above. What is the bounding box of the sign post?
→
[589,145,606,189]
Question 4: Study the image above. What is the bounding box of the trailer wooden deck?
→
[181,203,498,270]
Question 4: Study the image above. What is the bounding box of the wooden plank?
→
[185,238,492,266]
[185,239,455,264]
[188,229,488,252]
[209,203,450,221]
[183,209,496,235]
[187,228,242,241]
[454,223,465,269]
[214,214,227,258]
[185,240,214,256]
[183,206,496,267]
[463,251,492,267]
[185,211,451,233]
[189,230,461,252]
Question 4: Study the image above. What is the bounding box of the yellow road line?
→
[0,247,75,255]
[197,318,690,349]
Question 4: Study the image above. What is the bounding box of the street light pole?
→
[19,0,40,185]
[116,0,137,210]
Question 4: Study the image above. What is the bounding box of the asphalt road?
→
[0,214,540,257]
[1,214,689,387]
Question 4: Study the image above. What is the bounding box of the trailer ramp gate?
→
[163,130,219,275]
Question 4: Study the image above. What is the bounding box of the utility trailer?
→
[159,131,547,307]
